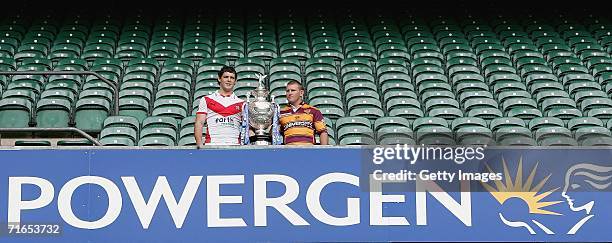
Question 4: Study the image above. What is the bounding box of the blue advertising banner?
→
[0,147,611,242]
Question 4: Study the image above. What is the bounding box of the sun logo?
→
[482,157,562,216]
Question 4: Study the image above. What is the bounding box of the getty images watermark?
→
[371,144,486,165]
[360,144,503,192]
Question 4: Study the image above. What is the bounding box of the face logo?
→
[483,157,612,235]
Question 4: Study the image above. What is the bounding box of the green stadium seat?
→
[140,126,177,143]
[149,43,179,59]
[103,116,140,130]
[463,98,499,112]
[116,42,147,61]
[79,89,113,104]
[345,43,376,60]
[335,116,372,131]
[497,90,531,104]
[269,57,301,82]
[417,81,452,96]
[545,108,583,120]
[380,76,413,92]
[451,117,488,132]
[566,117,604,131]
[574,126,611,142]
[580,97,612,113]
[343,79,377,94]
[40,89,76,104]
[46,75,81,95]
[539,136,578,146]
[118,98,149,122]
[415,127,455,145]
[126,58,159,75]
[179,115,196,129]
[388,107,425,120]
[573,90,607,104]
[100,127,138,144]
[421,90,454,104]
[279,39,311,59]
[82,44,114,60]
[56,140,95,146]
[528,117,565,131]
[14,44,47,60]
[152,99,188,119]
[8,78,44,96]
[179,123,196,140]
[378,137,416,145]
[497,136,537,146]
[178,136,196,146]
[412,117,448,130]
[489,117,526,131]
[14,140,52,146]
[0,57,17,71]
[341,57,374,75]
[506,108,543,121]
[0,98,32,127]
[376,125,414,141]
[338,136,376,145]
[427,107,464,119]
[317,106,345,120]
[214,34,246,59]
[74,98,111,132]
[377,43,409,60]
[142,116,179,130]
[35,98,71,127]
[424,97,459,112]
[587,108,612,121]
[385,93,419,107]
[337,124,374,142]
[580,136,612,146]
[312,41,344,60]
[494,126,533,142]
[467,107,504,120]
[488,74,521,87]
[374,117,411,130]
[100,137,135,146]
[2,89,37,104]
[349,107,385,120]
[533,126,572,142]
[162,58,195,75]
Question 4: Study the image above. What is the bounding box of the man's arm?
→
[311,108,328,145]
[194,113,206,148]
[319,131,329,145]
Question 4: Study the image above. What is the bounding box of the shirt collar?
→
[216,90,235,98]
[290,102,305,112]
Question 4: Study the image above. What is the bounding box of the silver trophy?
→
[242,73,281,145]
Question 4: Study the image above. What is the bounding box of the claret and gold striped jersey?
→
[279,103,327,145]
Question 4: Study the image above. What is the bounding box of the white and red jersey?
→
[197,91,244,145]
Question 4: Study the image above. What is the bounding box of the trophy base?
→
[250,134,272,145]
[254,140,271,145]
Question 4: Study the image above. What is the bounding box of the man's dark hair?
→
[217,65,237,85]
[286,80,305,91]
[218,65,237,78]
